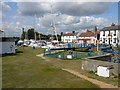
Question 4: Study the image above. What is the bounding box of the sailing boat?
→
[23,29,30,47]
[17,28,24,46]
[28,14,41,48]
[41,2,59,49]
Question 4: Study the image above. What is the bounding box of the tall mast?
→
[34,14,37,40]
[50,0,58,42]
[25,29,27,40]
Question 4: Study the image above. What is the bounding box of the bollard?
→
[61,53,64,59]
[76,52,78,59]
[88,51,92,56]
[102,51,105,55]
[44,49,46,55]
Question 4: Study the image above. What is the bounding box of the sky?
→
[0,1,119,37]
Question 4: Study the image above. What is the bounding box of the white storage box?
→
[67,55,72,59]
[97,66,111,77]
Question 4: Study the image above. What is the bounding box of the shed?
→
[0,37,16,55]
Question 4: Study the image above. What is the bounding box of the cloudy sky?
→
[1,1,118,37]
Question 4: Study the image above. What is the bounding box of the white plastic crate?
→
[97,66,111,77]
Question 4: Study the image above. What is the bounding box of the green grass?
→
[2,47,99,88]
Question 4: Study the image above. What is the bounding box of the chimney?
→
[61,32,63,36]
[86,29,90,32]
[94,26,97,32]
[72,31,75,34]
[111,23,115,26]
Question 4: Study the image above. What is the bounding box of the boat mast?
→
[34,14,37,41]
[50,0,58,42]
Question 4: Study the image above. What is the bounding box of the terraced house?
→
[61,31,78,43]
[77,26,100,45]
[100,23,120,47]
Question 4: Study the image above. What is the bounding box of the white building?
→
[61,31,77,43]
[0,30,16,55]
[77,27,100,45]
[100,25,120,47]
[0,37,16,55]
[0,30,5,37]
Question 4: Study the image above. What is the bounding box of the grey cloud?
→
[17,2,111,17]
[17,2,51,16]
[54,2,111,16]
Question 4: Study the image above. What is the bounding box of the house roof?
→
[63,33,75,36]
[79,31,100,37]
[100,25,120,31]
[62,32,79,36]
[63,33,73,36]
[77,39,91,40]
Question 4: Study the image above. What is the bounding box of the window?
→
[108,31,110,36]
[103,38,105,43]
[113,38,117,43]
[103,31,105,36]
[114,30,116,36]
[118,38,119,43]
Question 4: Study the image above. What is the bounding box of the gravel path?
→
[37,54,50,61]
[62,68,118,88]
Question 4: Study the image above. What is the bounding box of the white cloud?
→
[2,14,114,36]
[39,14,113,34]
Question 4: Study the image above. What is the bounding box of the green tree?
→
[27,28,35,39]
[21,28,25,40]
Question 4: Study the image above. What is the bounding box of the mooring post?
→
[44,49,45,55]
[61,53,64,59]
[49,50,51,55]
[76,52,78,59]
[56,53,58,58]
[88,51,92,56]
[102,51,104,55]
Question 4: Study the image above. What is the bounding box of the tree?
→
[111,23,115,26]
[27,28,35,39]
[21,28,25,40]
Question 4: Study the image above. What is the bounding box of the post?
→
[76,52,78,59]
[97,40,99,52]
[61,53,64,59]
[44,49,45,55]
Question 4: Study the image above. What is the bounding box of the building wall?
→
[117,30,120,46]
[61,36,77,43]
[77,36,97,44]
[0,42,15,54]
[100,30,120,47]
[81,59,119,76]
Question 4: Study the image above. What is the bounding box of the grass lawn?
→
[2,47,100,88]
